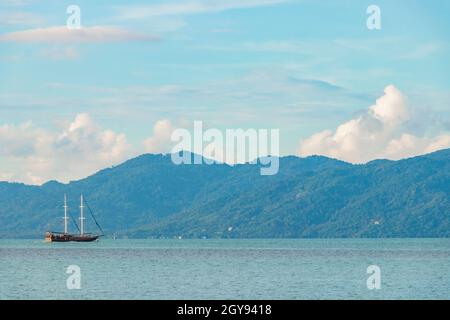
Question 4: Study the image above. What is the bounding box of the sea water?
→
[0,239,449,300]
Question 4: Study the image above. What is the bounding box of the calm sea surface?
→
[0,239,449,300]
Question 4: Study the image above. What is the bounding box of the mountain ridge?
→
[0,149,448,238]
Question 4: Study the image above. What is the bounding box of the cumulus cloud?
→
[0,114,132,185]
[299,85,450,163]
[143,119,177,154]
[0,26,158,43]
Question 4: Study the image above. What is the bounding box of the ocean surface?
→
[0,239,449,300]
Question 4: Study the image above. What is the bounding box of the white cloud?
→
[0,114,132,185]
[299,85,450,163]
[117,0,288,20]
[143,119,177,154]
[0,26,158,43]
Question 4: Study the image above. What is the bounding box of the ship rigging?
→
[45,194,104,242]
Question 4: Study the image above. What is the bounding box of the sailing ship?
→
[45,194,104,242]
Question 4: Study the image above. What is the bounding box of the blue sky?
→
[0,0,449,183]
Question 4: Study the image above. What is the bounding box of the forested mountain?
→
[0,149,448,238]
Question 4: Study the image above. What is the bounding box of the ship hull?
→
[45,232,99,242]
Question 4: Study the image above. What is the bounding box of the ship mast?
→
[63,194,69,234]
[79,194,85,235]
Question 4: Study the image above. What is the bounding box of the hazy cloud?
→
[0,26,159,43]
[39,46,79,60]
[117,0,288,20]
[0,0,29,6]
[0,11,44,26]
